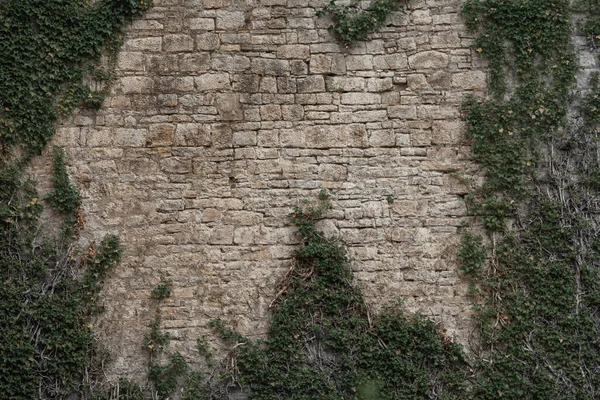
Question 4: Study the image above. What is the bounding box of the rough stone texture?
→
[32,0,486,380]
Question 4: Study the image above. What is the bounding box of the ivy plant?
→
[459,0,600,398]
[0,0,151,398]
[317,0,404,46]
[211,191,470,399]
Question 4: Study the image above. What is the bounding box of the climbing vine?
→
[210,191,470,399]
[0,0,151,398]
[574,0,600,55]
[317,0,404,46]
[459,0,600,398]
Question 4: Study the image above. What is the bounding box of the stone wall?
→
[32,0,486,379]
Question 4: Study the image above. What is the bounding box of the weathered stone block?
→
[367,78,393,92]
[147,124,175,147]
[451,71,487,90]
[346,55,373,70]
[309,54,331,74]
[233,131,258,146]
[174,124,211,147]
[85,127,113,147]
[196,33,220,50]
[160,157,192,174]
[369,130,395,147]
[417,105,459,119]
[252,58,290,75]
[411,9,432,25]
[114,128,146,147]
[119,77,154,94]
[216,11,246,30]
[388,105,418,119]
[157,77,195,92]
[188,18,215,31]
[325,76,365,92]
[297,75,325,93]
[202,208,222,222]
[117,52,145,71]
[277,44,310,60]
[408,51,449,69]
[163,34,194,52]
[341,92,380,105]
[125,37,162,52]
[281,104,304,121]
[210,123,233,148]
[216,93,243,121]
[211,54,251,72]
[195,73,231,91]
[260,104,282,120]
[280,129,305,147]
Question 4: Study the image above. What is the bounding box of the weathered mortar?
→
[31,0,486,379]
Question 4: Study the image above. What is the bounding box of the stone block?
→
[260,77,277,93]
[174,123,211,147]
[156,200,185,212]
[196,33,220,50]
[297,75,325,93]
[408,51,449,69]
[54,127,82,147]
[407,74,428,90]
[427,71,452,89]
[277,77,297,93]
[277,44,310,59]
[147,124,175,147]
[195,73,231,91]
[234,227,256,245]
[233,131,258,146]
[216,11,246,30]
[157,77,195,92]
[211,54,251,72]
[216,93,243,120]
[85,127,113,147]
[417,105,459,119]
[280,129,305,147]
[210,123,233,148]
[125,37,162,52]
[451,71,487,90]
[114,128,146,147]
[325,76,365,92]
[119,77,154,94]
[160,157,192,174]
[318,164,347,181]
[117,52,145,71]
[388,105,417,119]
[260,104,282,120]
[163,34,194,52]
[202,208,222,222]
[411,9,432,24]
[252,58,290,75]
[369,130,395,147]
[281,104,304,121]
[341,92,380,105]
[188,18,215,30]
[305,125,338,148]
[346,55,373,70]
[430,31,461,49]
[367,78,393,92]
[432,120,464,144]
[309,54,331,74]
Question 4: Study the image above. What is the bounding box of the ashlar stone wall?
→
[32,0,486,378]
